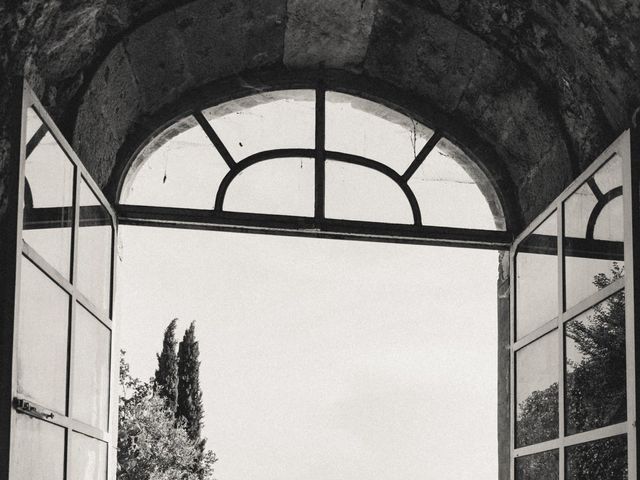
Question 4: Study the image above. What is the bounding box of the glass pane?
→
[516,331,559,448]
[17,256,69,413]
[69,432,108,480]
[203,90,315,160]
[25,107,44,143]
[565,290,626,435]
[71,305,111,430]
[77,179,112,313]
[565,155,624,310]
[223,158,315,216]
[121,116,230,209]
[12,414,65,480]
[516,212,558,339]
[566,435,627,480]
[23,129,74,279]
[326,92,433,174]
[594,196,623,239]
[325,160,414,224]
[515,450,558,480]
[408,137,499,230]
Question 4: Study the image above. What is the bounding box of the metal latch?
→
[13,397,55,420]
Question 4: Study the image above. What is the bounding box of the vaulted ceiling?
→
[2,0,639,225]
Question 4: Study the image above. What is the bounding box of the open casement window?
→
[9,84,117,479]
[511,131,639,479]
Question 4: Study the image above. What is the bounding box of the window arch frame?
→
[114,81,515,250]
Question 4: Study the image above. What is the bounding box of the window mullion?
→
[401,131,442,181]
[557,203,566,480]
[64,157,81,480]
[315,86,326,222]
[624,126,640,480]
[194,111,236,169]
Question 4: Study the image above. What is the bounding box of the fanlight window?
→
[120,90,504,232]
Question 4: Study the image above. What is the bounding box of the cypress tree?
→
[177,321,205,445]
[154,318,179,411]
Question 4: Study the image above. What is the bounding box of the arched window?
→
[119,90,505,236]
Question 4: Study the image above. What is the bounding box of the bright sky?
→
[115,91,501,480]
[116,228,499,480]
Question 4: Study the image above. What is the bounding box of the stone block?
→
[284,0,377,69]
[123,10,190,114]
[174,0,286,90]
[74,43,140,187]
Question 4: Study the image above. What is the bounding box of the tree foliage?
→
[177,321,205,443]
[177,321,208,479]
[516,382,558,448]
[118,351,217,480]
[155,318,180,411]
[565,264,626,435]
